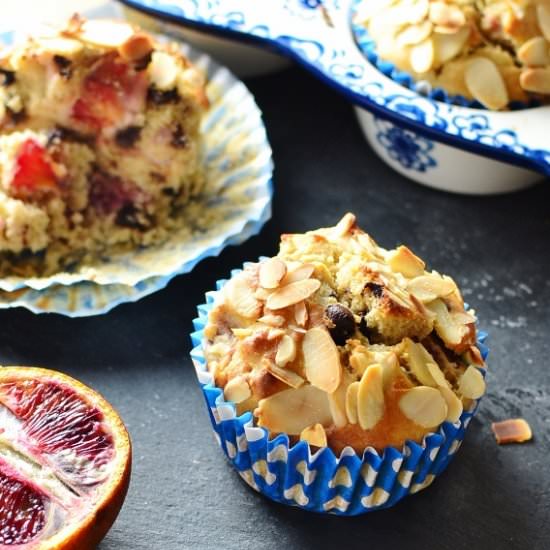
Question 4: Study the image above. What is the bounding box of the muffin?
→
[355,0,550,109]
[0,15,207,276]
[195,214,488,513]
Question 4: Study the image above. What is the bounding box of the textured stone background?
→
[0,19,548,550]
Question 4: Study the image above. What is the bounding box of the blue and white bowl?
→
[190,264,490,515]
[117,0,549,194]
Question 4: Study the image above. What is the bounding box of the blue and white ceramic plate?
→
[117,0,549,194]
[0,30,273,315]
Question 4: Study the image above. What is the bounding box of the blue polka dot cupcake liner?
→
[190,263,489,515]
[350,0,537,111]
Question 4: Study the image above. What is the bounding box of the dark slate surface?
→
[0,66,549,550]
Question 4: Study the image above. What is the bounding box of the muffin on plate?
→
[355,0,550,109]
[0,15,207,276]
[194,214,488,513]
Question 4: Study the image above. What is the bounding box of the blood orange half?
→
[0,367,131,549]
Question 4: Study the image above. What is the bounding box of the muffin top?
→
[203,214,486,454]
[356,0,550,110]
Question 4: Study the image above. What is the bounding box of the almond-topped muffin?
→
[203,214,486,454]
[0,15,207,276]
[356,0,550,109]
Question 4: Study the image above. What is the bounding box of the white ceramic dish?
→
[116,0,549,195]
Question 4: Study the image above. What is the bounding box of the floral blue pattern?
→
[375,118,436,172]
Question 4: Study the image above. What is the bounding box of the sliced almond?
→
[281,263,315,285]
[300,423,328,447]
[465,57,509,110]
[225,277,262,319]
[392,0,429,25]
[294,301,308,327]
[357,364,385,430]
[275,335,297,367]
[148,50,179,91]
[224,376,251,404]
[328,372,353,428]
[387,245,425,278]
[266,279,321,310]
[458,366,486,399]
[407,274,456,303]
[433,26,470,64]
[267,328,286,341]
[332,213,356,237]
[398,386,448,428]
[491,418,532,444]
[520,67,550,94]
[537,4,550,41]
[302,327,342,393]
[254,287,273,301]
[259,258,287,289]
[349,347,375,376]
[255,385,332,435]
[426,361,449,388]
[258,314,285,327]
[427,299,468,347]
[438,385,463,423]
[36,37,84,56]
[403,338,437,387]
[119,32,154,62]
[517,36,550,67]
[231,328,253,338]
[429,2,465,29]
[396,20,433,47]
[345,381,360,424]
[410,37,435,73]
[78,19,135,48]
[266,361,305,389]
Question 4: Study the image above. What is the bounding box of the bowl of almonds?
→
[191,213,489,514]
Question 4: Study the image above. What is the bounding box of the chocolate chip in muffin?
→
[6,106,27,125]
[365,281,384,298]
[171,124,187,148]
[53,55,72,79]
[115,126,142,148]
[0,68,15,86]
[147,86,179,105]
[324,304,356,345]
[46,126,93,147]
[115,203,151,231]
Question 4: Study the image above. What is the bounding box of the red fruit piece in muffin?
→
[10,139,58,195]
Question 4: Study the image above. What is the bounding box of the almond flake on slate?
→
[438,385,463,423]
[458,366,485,399]
[226,277,262,319]
[275,335,297,367]
[255,385,332,435]
[259,258,287,289]
[266,361,305,389]
[78,20,134,48]
[266,279,321,310]
[399,386,448,428]
[345,381,360,424]
[224,376,251,404]
[294,301,308,327]
[302,327,342,393]
[491,418,532,444]
[465,57,509,110]
[300,423,328,447]
[357,364,385,430]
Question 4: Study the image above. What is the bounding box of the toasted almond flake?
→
[255,385,332,435]
[275,335,297,367]
[148,50,179,90]
[259,258,287,289]
[36,37,84,56]
[225,277,262,319]
[231,328,253,338]
[426,362,449,388]
[465,345,484,366]
[433,26,470,63]
[254,287,273,301]
[458,366,485,399]
[266,279,321,310]
[396,20,433,47]
[267,328,286,341]
[266,361,305,389]
[520,67,550,94]
[224,376,251,404]
[258,314,285,327]
[294,301,308,327]
[403,338,437,387]
[410,38,435,73]
[345,381,360,424]
[300,423,328,447]
[332,213,356,237]
[407,274,456,303]
[465,57,509,110]
[328,373,353,428]
[517,36,550,67]
[399,386,448,428]
[438,385,463,423]
[387,245,425,277]
[537,4,550,41]
[78,19,135,48]
[393,0,429,25]
[428,299,468,347]
[357,364,385,430]
[379,352,400,388]
[491,418,532,444]
[349,348,375,376]
[429,2,465,28]
[302,327,342,393]
[289,325,307,334]
[119,32,154,62]
[452,311,476,325]
[281,263,315,285]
